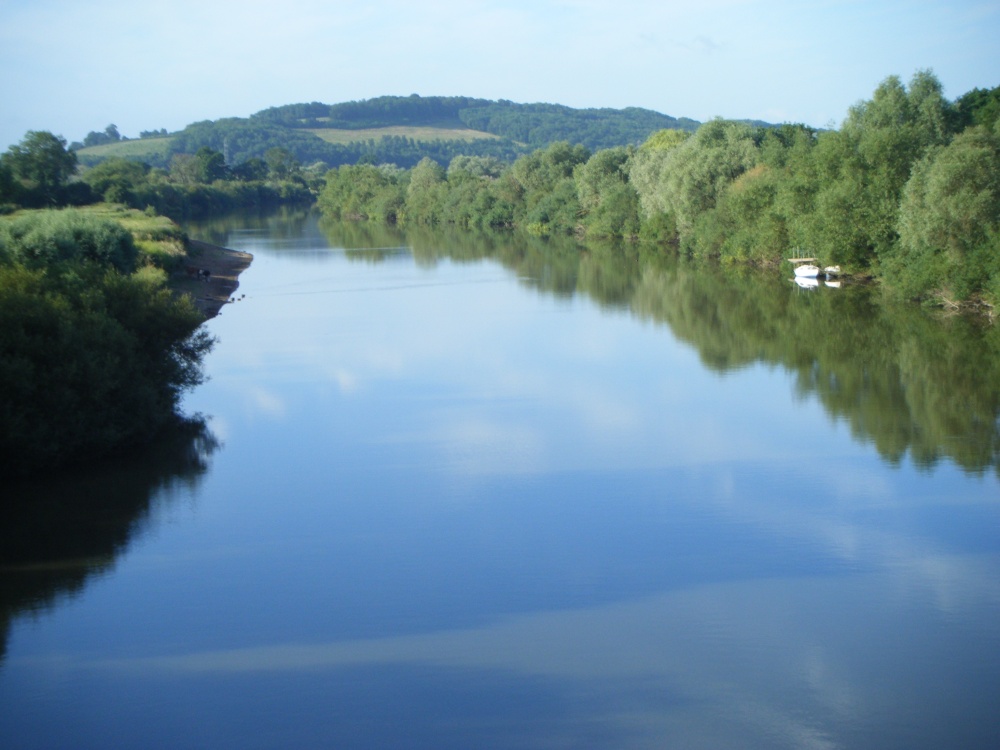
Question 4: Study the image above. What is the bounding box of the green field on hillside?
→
[306,126,503,145]
[76,137,174,160]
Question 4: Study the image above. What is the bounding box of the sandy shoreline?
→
[173,239,254,319]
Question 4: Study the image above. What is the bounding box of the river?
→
[2,209,998,749]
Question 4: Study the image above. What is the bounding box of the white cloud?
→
[246,386,286,418]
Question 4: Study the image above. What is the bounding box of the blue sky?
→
[1,0,997,150]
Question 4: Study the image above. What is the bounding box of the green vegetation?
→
[76,136,173,162]
[307,126,502,145]
[257,94,699,149]
[0,208,213,477]
[0,130,250,478]
[73,95,701,172]
[163,117,523,172]
[2,129,316,222]
[317,73,1000,311]
[1,73,995,477]
[1,131,82,208]
[71,203,188,270]
[0,131,295,475]
[457,101,699,150]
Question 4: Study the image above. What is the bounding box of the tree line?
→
[167,118,525,172]
[316,72,1000,310]
[97,95,700,172]
[1,130,314,220]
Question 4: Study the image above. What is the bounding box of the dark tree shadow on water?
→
[0,417,219,665]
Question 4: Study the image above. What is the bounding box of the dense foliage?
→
[458,102,699,150]
[317,73,1000,310]
[318,143,602,236]
[0,210,213,477]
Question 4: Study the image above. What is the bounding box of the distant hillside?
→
[254,94,701,148]
[76,94,705,170]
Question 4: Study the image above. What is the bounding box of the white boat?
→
[789,256,841,286]
[793,264,821,278]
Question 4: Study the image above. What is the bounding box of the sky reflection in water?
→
[1,215,998,749]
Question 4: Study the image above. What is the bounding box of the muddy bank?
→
[173,240,253,319]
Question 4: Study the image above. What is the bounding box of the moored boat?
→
[793,264,821,278]
[788,255,841,283]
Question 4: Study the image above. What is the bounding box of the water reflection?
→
[2,214,997,749]
[182,206,315,248]
[0,419,218,662]
[317,219,1000,477]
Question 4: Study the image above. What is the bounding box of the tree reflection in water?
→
[0,418,219,662]
[322,218,1000,478]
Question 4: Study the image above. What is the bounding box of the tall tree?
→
[82,124,123,147]
[575,147,640,239]
[640,119,760,244]
[231,157,268,182]
[894,125,1000,301]
[953,85,1000,132]
[82,157,150,204]
[404,157,446,224]
[2,131,78,205]
[628,130,689,208]
[194,147,228,182]
[0,159,15,205]
[264,147,299,180]
[807,70,956,266]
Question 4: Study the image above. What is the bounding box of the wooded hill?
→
[74,95,705,170]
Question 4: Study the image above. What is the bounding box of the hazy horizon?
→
[2,0,998,151]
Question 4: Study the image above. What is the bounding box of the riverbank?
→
[174,240,253,319]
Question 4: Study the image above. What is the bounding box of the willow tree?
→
[509,142,589,234]
[802,71,956,268]
[634,119,761,248]
[403,157,446,225]
[628,128,690,220]
[574,147,640,239]
[893,124,1000,303]
[318,164,405,222]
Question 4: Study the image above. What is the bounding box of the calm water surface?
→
[2,212,999,749]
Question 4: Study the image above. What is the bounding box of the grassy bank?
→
[0,205,219,476]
